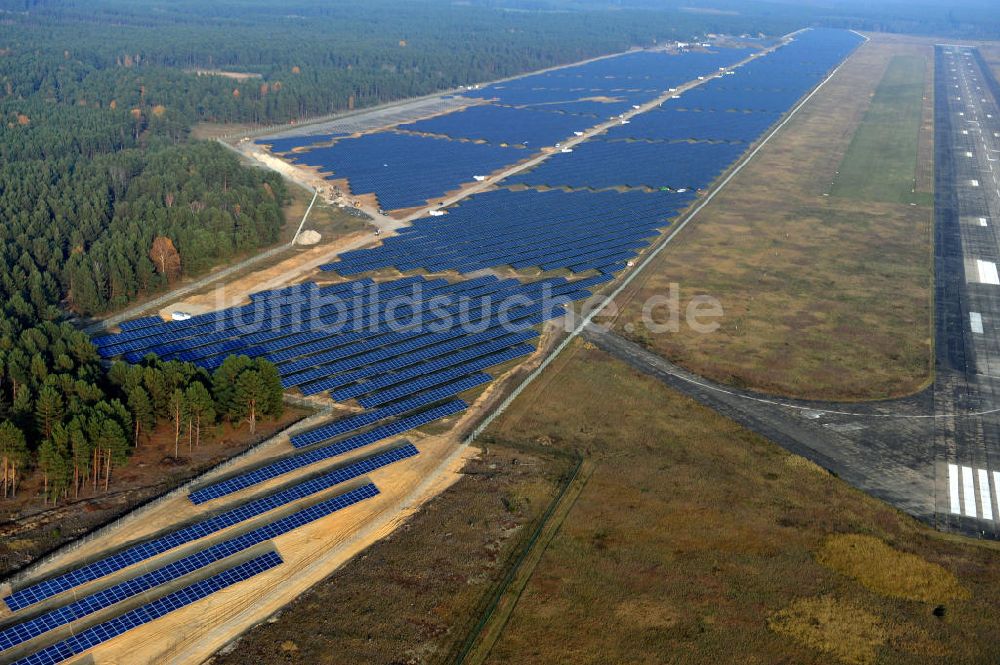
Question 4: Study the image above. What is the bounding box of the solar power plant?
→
[93,275,597,413]
[0,482,384,653]
[603,108,780,143]
[280,131,522,211]
[189,401,466,504]
[324,188,693,277]
[4,455,400,610]
[506,138,745,190]
[9,551,284,665]
[396,104,596,148]
[463,48,757,108]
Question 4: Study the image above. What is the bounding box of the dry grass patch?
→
[817,534,969,603]
[769,596,887,665]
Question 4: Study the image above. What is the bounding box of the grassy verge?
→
[831,55,929,205]
[478,341,1000,665]
[610,36,934,400]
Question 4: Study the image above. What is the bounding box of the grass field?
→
[476,342,1000,665]
[830,55,930,205]
[610,36,935,400]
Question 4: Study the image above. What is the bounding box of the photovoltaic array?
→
[2,29,867,664]
[3,480,385,662]
[257,46,760,212]
[323,29,863,278]
[10,552,284,665]
[326,189,694,276]
[0,482,385,651]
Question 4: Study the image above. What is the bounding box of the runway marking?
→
[976,259,999,284]
[970,311,984,333]
[963,466,977,517]
[949,463,962,514]
[970,179,980,187]
[947,464,1000,520]
[995,472,1000,518]
[980,217,989,226]
[966,151,974,157]
[979,469,993,520]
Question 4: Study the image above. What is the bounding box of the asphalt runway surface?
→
[586,44,1000,540]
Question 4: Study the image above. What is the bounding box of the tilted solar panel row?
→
[93,277,378,350]
[277,294,557,388]
[11,551,286,665]
[1,477,388,651]
[291,378,488,448]
[97,277,415,357]
[188,401,466,504]
[302,326,540,397]
[4,449,408,611]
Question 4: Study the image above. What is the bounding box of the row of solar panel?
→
[5,447,412,610]
[99,278,497,367]
[325,189,691,277]
[10,551,286,665]
[1,479,386,652]
[98,273,549,360]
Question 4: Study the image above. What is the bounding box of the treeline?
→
[0,103,285,315]
[0,349,283,503]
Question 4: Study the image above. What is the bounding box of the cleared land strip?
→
[610,33,935,400]
[831,54,930,204]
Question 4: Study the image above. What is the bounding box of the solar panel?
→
[189,401,466,504]
[4,452,405,611]
[0,481,384,651]
[10,551,285,665]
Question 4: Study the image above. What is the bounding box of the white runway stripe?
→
[977,259,1000,284]
[963,466,977,517]
[995,472,1000,519]
[970,312,984,333]
[949,463,961,514]
[979,469,993,520]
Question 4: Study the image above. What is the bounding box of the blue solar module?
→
[10,551,285,665]
[117,316,165,332]
[189,401,466,504]
[325,187,693,278]
[4,451,406,611]
[284,131,522,211]
[506,138,744,190]
[464,48,757,108]
[0,480,385,651]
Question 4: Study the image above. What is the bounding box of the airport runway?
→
[584,45,1000,539]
